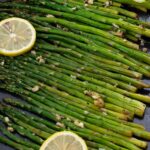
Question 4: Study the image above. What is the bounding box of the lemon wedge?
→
[0,17,36,56]
[40,131,88,150]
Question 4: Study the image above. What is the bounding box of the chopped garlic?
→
[46,14,55,18]
[36,56,45,64]
[94,99,104,108]
[105,1,112,7]
[32,85,40,92]
[112,23,119,29]
[56,114,64,121]
[7,127,14,132]
[74,120,84,128]
[72,7,77,10]
[85,0,93,4]
[0,60,5,66]
[56,122,65,128]
[31,50,36,55]
[84,111,89,115]
[4,117,10,123]
[70,75,76,79]
[66,117,71,121]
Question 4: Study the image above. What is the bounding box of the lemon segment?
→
[0,17,36,56]
[40,131,88,150]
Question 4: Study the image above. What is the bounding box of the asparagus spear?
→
[20,57,148,107]
[2,78,148,139]
[0,78,147,146]
[81,32,150,65]
[63,0,119,14]
[21,1,150,37]
[22,57,150,104]
[4,59,146,117]
[113,0,150,9]
[0,2,137,49]
[1,100,130,150]
[17,100,149,148]
[2,4,150,68]
[108,6,137,18]
[1,100,143,150]
[0,125,40,150]
[0,114,44,145]
[37,33,150,77]
[86,141,112,150]
[4,104,142,149]
[1,110,50,139]
[10,124,44,145]
[0,136,32,150]
[97,0,122,7]
[0,61,144,116]
[34,47,148,88]
[33,0,150,27]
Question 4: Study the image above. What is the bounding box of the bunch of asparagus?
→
[0,0,150,150]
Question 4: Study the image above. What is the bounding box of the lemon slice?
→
[133,0,145,3]
[0,17,36,56]
[40,131,88,150]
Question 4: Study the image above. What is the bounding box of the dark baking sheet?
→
[0,0,150,149]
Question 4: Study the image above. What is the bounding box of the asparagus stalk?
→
[0,125,39,150]
[22,53,150,105]
[0,112,117,150]
[22,90,130,125]
[81,32,150,65]
[0,113,44,145]
[38,33,150,77]
[1,78,134,139]
[97,0,122,7]
[36,28,129,68]
[132,5,147,12]
[22,51,138,94]
[17,99,149,148]
[1,99,144,150]
[1,96,123,139]
[113,0,150,9]
[64,0,119,14]
[0,136,32,150]
[86,141,112,150]
[35,47,148,88]
[37,42,140,78]
[36,16,138,48]
[34,0,150,27]
[1,99,132,149]
[3,108,55,134]
[1,75,146,139]
[7,59,146,115]
[15,84,133,136]
[2,60,144,117]
[5,104,141,150]
[108,6,137,18]
[0,108,50,139]
[30,55,150,103]
[0,65,142,118]
[44,55,137,92]
[125,33,139,42]
[0,2,113,30]
[10,124,44,145]
[85,8,150,27]
[97,0,147,12]
[0,79,148,145]
[27,1,150,37]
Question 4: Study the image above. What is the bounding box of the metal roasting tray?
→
[0,0,150,149]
